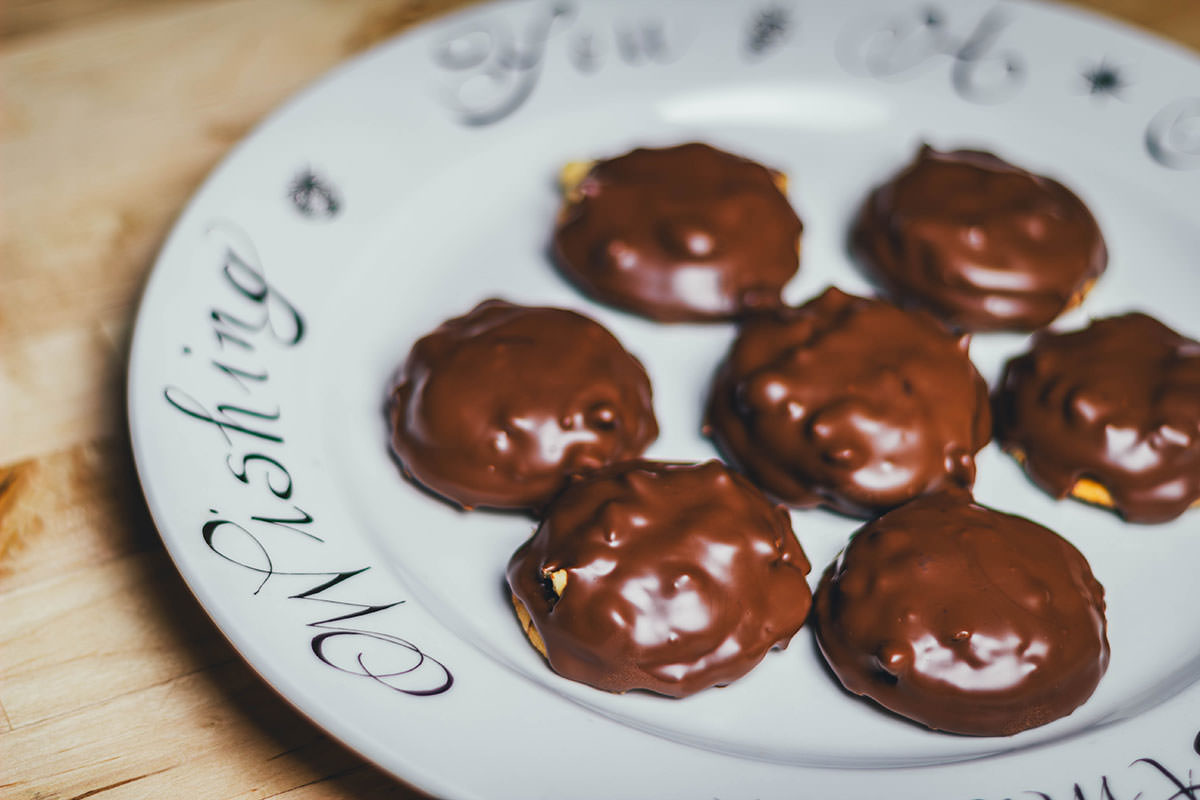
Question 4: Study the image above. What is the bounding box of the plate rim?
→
[126,0,1200,797]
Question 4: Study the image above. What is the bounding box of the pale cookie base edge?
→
[511,593,548,659]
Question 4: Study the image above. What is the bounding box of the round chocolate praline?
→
[506,460,813,698]
[553,142,803,322]
[851,146,1107,332]
[996,312,1200,524]
[814,490,1110,737]
[706,287,991,518]
[388,299,658,512]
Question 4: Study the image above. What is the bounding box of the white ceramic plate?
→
[128,1,1200,797]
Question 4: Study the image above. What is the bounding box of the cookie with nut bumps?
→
[851,146,1107,332]
[388,299,658,512]
[995,312,1200,524]
[814,490,1109,736]
[553,142,803,322]
[506,460,813,697]
[706,287,991,518]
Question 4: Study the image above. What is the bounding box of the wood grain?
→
[1,3,475,796]
[0,1,1195,798]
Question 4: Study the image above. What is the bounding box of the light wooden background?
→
[1,2,1197,798]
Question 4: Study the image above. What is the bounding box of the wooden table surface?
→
[1,1,1197,798]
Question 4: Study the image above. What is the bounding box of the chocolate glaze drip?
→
[389,300,658,511]
[553,143,803,322]
[507,460,813,697]
[814,490,1110,736]
[996,312,1200,524]
[851,146,1107,332]
[706,287,991,518]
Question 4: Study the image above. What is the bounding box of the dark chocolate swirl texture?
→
[706,287,991,518]
[814,490,1109,737]
[388,299,658,512]
[553,142,803,322]
[507,460,813,698]
[851,146,1107,332]
[996,312,1200,524]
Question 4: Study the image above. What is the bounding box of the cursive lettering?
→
[1069,776,1119,800]
[200,515,452,695]
[1132,757,1200,800]
[1146,97,1200,170]
[203,517,278,593]
[838,5,1023,103]
[614,20,671,65]
[216,231,305,347]
[434,4,682,124]
[299,570,452,696]
[226,452,294,500]
[165,219,452,696]
[433,2,573,126]
[569,31,601,73]
[976,738,1200,800]
[164,388,282,447]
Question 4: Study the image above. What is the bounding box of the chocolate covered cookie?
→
[388,299,658,511]
[553,143,803,322]
[814,490,1110,736]
[851,146,1107,332]
[996,312,1200,524]
[507,460,813,697]
[706,287,991,518]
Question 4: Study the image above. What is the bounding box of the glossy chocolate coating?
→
[706,287,991,518]
[388,300,658,511]
[851,146,1107,332]
[814,490,1109,736]
[996,313,1200,524]
[507,460,813,697]
[553,143,803,322]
